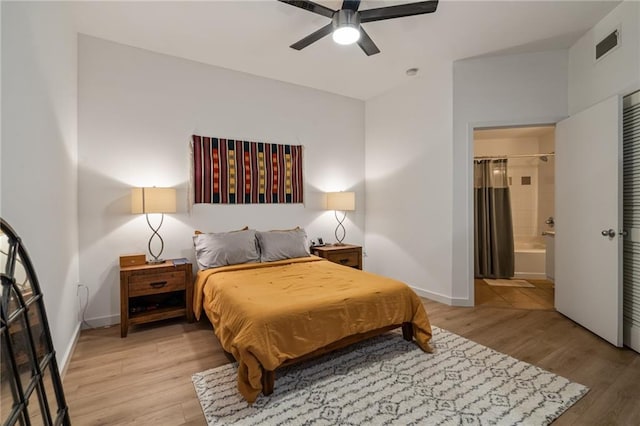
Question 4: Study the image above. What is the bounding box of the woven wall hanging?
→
[192,134,303,204]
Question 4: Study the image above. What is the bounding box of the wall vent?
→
[596,29,619,61]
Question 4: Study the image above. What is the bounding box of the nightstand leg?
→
[120,290,128,338]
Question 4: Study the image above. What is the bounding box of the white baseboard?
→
[83,313,120,329]
[450,297,474,307]
[410,286,473,307]
[60,322,81,381]
[624,322,640,353]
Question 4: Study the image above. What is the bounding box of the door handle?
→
[601,229,616,238]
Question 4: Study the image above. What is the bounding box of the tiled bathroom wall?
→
[537,132,555,234]
[474,131,554,240]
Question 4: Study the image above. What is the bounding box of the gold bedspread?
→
[194,256,433,402]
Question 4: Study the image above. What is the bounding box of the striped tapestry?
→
[192,135,303,204]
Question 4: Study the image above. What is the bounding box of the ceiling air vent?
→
[596,29,619,61]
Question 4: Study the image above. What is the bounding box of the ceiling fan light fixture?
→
[332,8,361,45]
[279,0,439,55]
[332,26,360,45]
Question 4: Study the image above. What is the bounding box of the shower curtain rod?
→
[473,152,555,160]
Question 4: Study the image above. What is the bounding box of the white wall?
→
[452,50,568,304]
[78,36,365,326]
[365,63,453,304]
[569,0,640,115]
[1,2,79,367]
[568,0,640,352]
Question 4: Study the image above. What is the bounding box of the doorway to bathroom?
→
[473,125,556,310]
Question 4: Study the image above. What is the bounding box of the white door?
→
[556,95,623,347]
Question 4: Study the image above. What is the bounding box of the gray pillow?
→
[193,229,260,270]
[257,228,310,262]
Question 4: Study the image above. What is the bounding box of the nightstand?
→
[120,260,193,338]
[311,244,362,270]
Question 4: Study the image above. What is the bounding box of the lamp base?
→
[334,210,348,246]
[333,242,346,246]
[146,213,166,266]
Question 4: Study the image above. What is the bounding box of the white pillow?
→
[193,229,260,270]
[256,228,310,262]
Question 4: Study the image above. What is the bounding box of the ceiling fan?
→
[278,0,439,56]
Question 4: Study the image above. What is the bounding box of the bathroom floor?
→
[474,279,554,310]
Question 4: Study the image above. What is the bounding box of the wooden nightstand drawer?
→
[311,244,362,270]
[129,271,185,297]
[325,251,359,268]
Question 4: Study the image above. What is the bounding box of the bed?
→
[193,251,433,403]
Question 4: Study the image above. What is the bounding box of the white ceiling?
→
[72,0,620,100]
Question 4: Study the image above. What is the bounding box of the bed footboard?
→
[258,322,414,397]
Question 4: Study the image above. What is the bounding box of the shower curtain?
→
[474,159,515,279]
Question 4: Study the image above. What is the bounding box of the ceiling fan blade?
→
[290,23,334,50]
[341,0,361,11]
[277,0,335,19]
[359,0,438,23]
[357,27,380,56]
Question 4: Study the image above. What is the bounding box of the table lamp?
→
[326,191,355,245]
[131,187,176,264]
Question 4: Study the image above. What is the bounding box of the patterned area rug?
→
[192,327,587,425]
[484,278,535,288]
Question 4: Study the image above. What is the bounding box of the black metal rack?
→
[1,218,70,425]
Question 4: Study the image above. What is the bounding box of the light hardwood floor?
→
[63,299,640,425]
[475,278,555,310]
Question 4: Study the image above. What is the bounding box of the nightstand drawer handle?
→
[150,281,168,288]
[339,259,350,264]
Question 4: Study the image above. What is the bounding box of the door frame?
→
[466,117,566,306]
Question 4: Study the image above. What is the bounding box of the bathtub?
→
[514,236,546,280]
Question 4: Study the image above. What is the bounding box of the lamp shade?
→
[326,192,355,211]
[131,187,177,214]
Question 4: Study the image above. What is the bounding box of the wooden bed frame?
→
[224,322,414,396]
